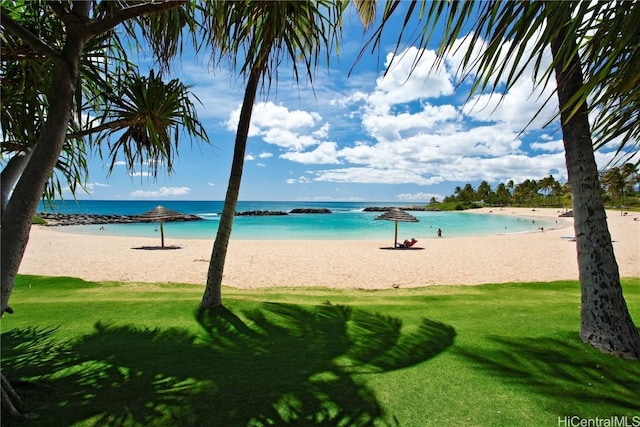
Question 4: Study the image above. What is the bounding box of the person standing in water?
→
[437,228,442,237]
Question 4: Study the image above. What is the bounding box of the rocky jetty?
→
[289,208,332,214]
[37,212,203,226]
[235,210,288,216]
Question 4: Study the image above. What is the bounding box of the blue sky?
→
[74,4,636,202]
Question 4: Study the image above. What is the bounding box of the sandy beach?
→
[18,208,640,289]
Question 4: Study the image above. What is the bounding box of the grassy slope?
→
[2,275,639,426]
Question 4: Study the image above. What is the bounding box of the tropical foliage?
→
[436,165,639,210]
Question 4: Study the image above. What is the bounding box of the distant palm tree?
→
[601,168,625,205]
[620,163,639,196]
[199,1,373,308]
[366,1,640,358]
[539,175,556,206]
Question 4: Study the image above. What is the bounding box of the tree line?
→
[432,164,640,209]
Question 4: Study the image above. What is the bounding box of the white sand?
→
[18,208,640,289]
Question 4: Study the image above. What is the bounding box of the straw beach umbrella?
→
[375,208,419,249]
[138,205,184,248]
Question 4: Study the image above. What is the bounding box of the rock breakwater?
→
[37,213,203,226]
[289,208,331,214]
[235,210,288,216]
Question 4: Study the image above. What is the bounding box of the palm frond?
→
[100,70,207,177]
[201,0,344,94]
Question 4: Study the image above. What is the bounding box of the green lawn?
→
[2,275,639,426]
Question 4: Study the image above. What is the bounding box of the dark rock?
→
[289,208,332,214]
[235,210,288,216]
[37,212,203,226]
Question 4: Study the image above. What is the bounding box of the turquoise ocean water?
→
[39,200,555,240]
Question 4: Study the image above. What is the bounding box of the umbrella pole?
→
[394,221,398,249]
[160,221,165,248]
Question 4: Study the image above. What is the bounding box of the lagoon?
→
[40,200,556,240]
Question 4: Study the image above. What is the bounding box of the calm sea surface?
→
[39,200,555,240]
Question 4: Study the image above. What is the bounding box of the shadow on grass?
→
[2,303,455,426]
[456,334,640,415]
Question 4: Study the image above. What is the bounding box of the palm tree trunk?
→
[200,68,261,308]
[1,8,88,316]
[0,3,88,419]
[1,143,35,214]
[549,8,640,359]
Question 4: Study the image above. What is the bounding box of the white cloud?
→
[130,186,191,198]
[531,139,564,152]
[397,192,442,202]
[312,123,331,139]
[287,176,311,184]
[227,101,320,134]
[129,171,151,177]
[371,47,455,111]
[258,152,272,159]
[261,128,319,150]
[361,103,459,142]
[88,182,110,188]
[144,159,164,167]
[313,167,439,185]
[280,142,341,164]
[226,101,330,152]
[462,76,557,131]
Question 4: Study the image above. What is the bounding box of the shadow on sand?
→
[3,303,455,426]
[131,245,182,250]
[379,247,425,250]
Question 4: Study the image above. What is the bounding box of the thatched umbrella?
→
[137,205,184,248]
[375,208,419,249]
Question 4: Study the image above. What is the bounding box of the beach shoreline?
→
[18,208,640,289]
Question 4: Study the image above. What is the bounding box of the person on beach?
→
[437,228,442,237]
[398,238,417,248]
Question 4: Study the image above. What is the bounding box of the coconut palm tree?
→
[601,168,625,205]
[366,1,640,358]
[199,0,374,308]
[1,2,207,417]
[539,175,556,206]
